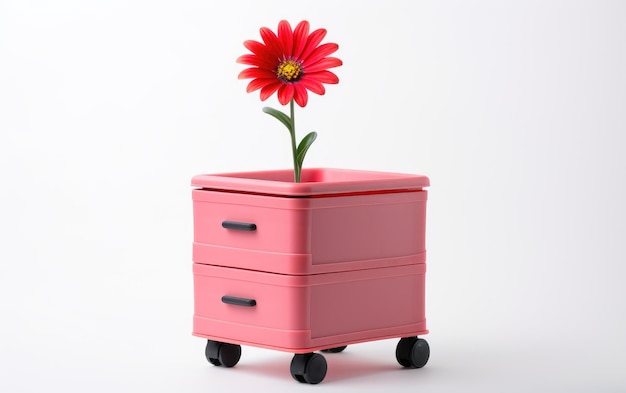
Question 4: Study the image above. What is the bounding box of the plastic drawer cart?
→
[191,168,430,384]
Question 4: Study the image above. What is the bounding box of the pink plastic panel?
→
[192,188,427,274]
[192,263,427,352]
[191,168,429,196]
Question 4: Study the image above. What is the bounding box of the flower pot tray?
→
[191,168,430,383]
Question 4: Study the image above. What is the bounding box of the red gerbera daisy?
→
[237,20,342,107]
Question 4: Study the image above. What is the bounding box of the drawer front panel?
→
[192,189,427,274]
[193,190,310,256]
[192,263,427,351]
[193,264,309,331]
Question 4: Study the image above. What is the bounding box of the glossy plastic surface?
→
[191,167,429,196]
[192,185,428,275]
[191,168,430,353]
[192,263,428,353]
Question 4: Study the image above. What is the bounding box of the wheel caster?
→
[290,353,327,384]
[321,345,347,353]
[205,340,241,368]
[396,337,429,368]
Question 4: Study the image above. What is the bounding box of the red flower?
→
[237,20,342,107]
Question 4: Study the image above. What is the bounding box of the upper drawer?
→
[193,189,310,254]
[192,188,427,274]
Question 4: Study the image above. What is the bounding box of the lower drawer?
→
[192,263,427,352]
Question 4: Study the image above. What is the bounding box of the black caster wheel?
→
[321,345,347,353]
[290,353,327,384]
[205,340,241,368]
[396,337,430,368]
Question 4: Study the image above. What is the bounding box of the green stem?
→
[289,99,300,182]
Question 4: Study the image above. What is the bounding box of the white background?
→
[1,0,625,391]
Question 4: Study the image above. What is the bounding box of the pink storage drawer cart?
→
[191,168,430,384]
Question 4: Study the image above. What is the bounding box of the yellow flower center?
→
[276,59,303,82]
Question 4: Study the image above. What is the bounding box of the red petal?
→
[259,81,283,101]
[305,70,339,84]
[304,57,343,72]
[293,85,309,107]
[245,78,275,93]
[236,54,258,65]
[277,20,293,58]
[277,83,295,105]
[259,26,282,57]
[238,68,275,80]
[303,43,339,64]
[292,20,310,59]
[243,40,268,55]
[236,54,278,70]
[298,77,326,95]
[298,28,327,62]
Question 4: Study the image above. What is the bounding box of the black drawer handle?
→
[222,220,257,231]
[221,296,257,307]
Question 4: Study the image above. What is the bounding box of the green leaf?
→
[262,107,292,132]
[296,131,317,169]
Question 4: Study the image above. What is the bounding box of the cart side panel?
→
[309,191,427,265]
[309,263,426,338]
